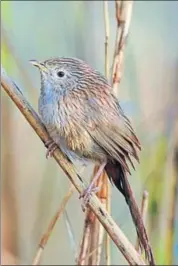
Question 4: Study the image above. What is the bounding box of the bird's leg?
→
[80,162,106,210]
[44,140,58,159]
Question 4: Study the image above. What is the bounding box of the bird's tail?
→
[105,161,155,265]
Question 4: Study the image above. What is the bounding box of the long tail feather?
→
[105,161,155,265]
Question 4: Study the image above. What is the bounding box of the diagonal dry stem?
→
[32,186,74,265]
[112,1,133,93]
[1,66,146,265]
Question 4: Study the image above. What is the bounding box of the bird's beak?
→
[29,60,48,72]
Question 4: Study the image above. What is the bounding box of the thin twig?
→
[135,191,149,252]
[1,67,146,265]
[112,1,133,93]
[77,208,93,265]
[32,186,74,265]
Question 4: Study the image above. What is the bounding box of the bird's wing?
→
[83,95,141,174]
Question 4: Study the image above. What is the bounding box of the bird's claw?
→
[79,186,100,212]
[45,140,58,159]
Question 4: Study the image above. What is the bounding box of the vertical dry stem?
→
[77,208,93,265]
[88,169,108,265]
[112,1,133,93]
[77,167,108,265]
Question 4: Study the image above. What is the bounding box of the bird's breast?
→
[38,92,106,163]
[39,91,61,127]
[39,93,86,148]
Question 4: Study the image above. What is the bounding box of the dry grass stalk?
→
[88,169,108,265]
[77,167,107,265]
[112,0,133,93]
[32,186,74,265]
[135,191,149,252]
[77,208,93,265]
[1,67,146,265]
[77,2,111,264]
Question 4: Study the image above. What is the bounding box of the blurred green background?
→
[1,1,178,265]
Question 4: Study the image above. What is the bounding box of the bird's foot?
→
[79,162,106,211]
[79,185,100,212]
[45,140,58,159]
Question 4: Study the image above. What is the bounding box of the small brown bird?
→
[30,57,154,265]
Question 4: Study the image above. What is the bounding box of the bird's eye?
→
[57,71,65,78]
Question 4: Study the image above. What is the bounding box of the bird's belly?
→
[39,98,106,163]
[47,125,106,164]
[48,129,90,164]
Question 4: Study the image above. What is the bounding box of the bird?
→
[30,57,155,265]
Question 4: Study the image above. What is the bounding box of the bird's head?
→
[30,57,93,94]
[30,56,110,99]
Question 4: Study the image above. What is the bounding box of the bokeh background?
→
[1,1,178,265]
